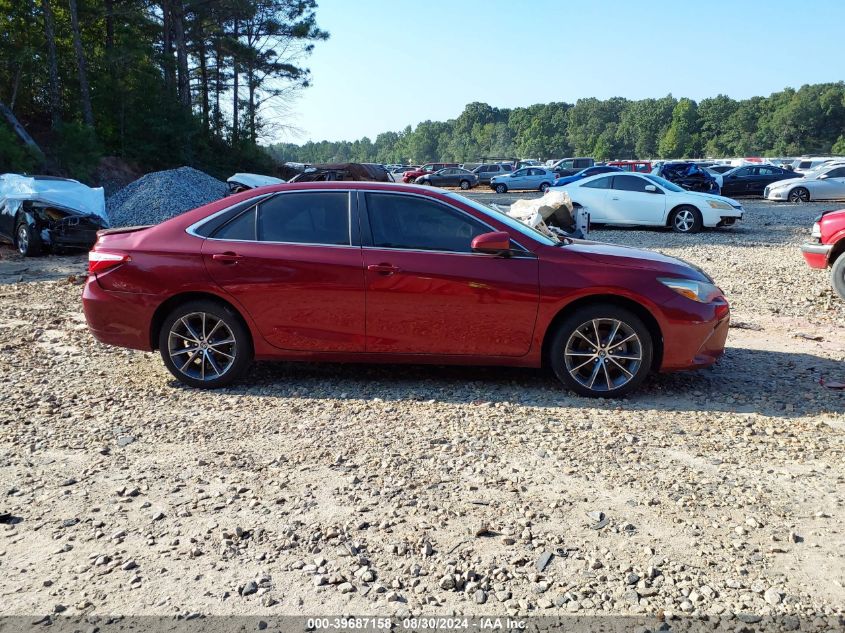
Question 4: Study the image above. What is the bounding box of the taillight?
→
[88,250,130,274]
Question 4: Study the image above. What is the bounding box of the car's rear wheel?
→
[670,206,703,234]
[16,220,42,257]
[788,187,810,203]
[459,180,471,190]
[831,253,845,301]
[550,304,653,398]
[540,182,551,193]
[495,184,507,194]
[159,300,252,389]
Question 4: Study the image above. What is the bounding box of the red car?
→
[402,163,458,183]
[801,208,845,300]
[83,182,730,397]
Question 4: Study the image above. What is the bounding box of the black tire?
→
[549,303,653,398]
[15,219,42,257]
[540,182,551,193]
[495,184,507,194]
[788,187,810,203]
[158,300,252,389]
[831,253,845,301]
[459,180,471,190]
[670,206,703,234]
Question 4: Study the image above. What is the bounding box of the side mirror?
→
[818,173,828,180]
[644,184,658,193]
[471,231,511,254]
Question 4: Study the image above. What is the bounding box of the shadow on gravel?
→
[225,346,843,420]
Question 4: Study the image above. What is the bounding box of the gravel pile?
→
[0,199,843,621]
[107,166,227,227]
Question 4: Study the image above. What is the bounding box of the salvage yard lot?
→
[0,199,843,619]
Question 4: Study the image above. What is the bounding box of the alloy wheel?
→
[673,209,695,232]
[17,225,28,255]
[167,311,237,382]
[789,188,809,203]
[564,318,643,393]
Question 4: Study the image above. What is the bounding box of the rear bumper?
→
[659,297,731,371]
[801,242,832,269]
[82,277,157,351]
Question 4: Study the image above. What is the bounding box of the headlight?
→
[707,200,734,210]
[659,278,724,303]
[811,222,821,239]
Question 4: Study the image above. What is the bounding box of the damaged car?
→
[226,173,286,194]
[651,162,720,194]
[0,173,108,256]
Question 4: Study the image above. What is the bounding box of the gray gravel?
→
[107,166,227,227]
[0,198,843,621]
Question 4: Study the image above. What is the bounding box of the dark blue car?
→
[552,165,622,187]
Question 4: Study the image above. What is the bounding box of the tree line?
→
[0,0,327,180]
[269,83,845,165]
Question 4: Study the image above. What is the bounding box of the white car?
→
[553,172,743,234]
[764,164,845,202]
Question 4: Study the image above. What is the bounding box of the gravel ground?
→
[107,166,227,227]
[0,198,843,624]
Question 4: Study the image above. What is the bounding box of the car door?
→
[605,175,666,225]
[722,167,750,196]
[202,190,366,352]
[360,191,539,356]
[566,176,612,221]
[508,169,530,189]
[817,167,845,199]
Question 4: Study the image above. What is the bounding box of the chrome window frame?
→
[186,190,355,248]
[358,189,535,257]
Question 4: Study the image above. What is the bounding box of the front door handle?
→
[610,196,620,200]
[367,263,401,275]
[212,252,244,264]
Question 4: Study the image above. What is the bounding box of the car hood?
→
[767,176,809,189]
[565,240,711,280]
[676,190,742,207]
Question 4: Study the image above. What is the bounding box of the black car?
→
[719,165,796,197]
[416,167,479,190]
[652,162,720,194]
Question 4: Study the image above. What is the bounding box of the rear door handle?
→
[611,196,620,200]
[212,252,244,264]
[367,263,401,275]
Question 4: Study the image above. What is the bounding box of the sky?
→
[277,0,845,144]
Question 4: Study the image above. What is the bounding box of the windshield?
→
[444,192,560,246]
[644,174,685,193]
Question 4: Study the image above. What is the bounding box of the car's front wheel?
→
[495,184,507,194]
[550,304,653,398]
[540,182,551,193]
[788,187,810,203]
[159,300,252,389]
[459,180,471,190]
[670,206,703,234]
[16,220,42,257]
[831,253,845,301]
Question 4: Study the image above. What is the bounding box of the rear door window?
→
[213,207,257,241]
[257,192,350,245]
[582,176,612,189]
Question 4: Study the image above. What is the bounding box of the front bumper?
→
[801,242,832,269]
[659,295,731,371]
[765,186,788,200]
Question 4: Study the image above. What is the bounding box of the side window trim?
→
[201,190,356,247]
[357,190,530,256]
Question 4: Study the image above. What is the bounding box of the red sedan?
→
[83,182,730,397]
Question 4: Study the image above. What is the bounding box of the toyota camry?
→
[83,182,730,397]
